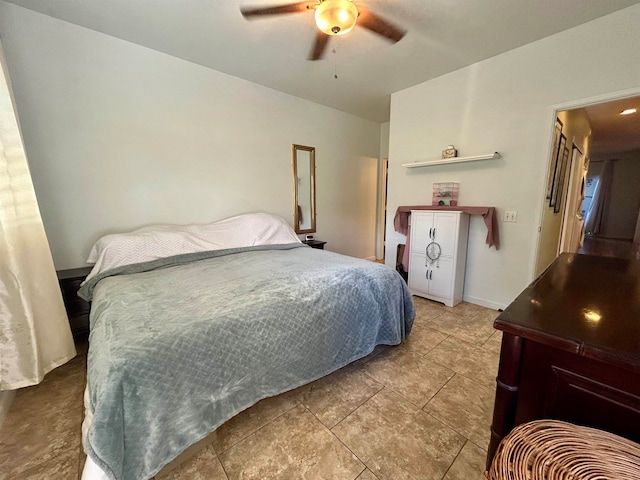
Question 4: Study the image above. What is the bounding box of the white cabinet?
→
[408,210,469,307]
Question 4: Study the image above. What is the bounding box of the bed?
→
[77,213,415,480]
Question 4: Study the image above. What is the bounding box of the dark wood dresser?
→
[487,253,640,469]
[57,266,93,340]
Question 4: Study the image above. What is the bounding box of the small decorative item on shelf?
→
[432,182,459,206]
[441,145,457,159]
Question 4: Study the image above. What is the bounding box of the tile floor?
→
[0,297,502,480]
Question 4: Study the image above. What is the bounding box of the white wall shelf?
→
[402,152,501,168]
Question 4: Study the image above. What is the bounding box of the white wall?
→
[0,2,381,269]
[379,122,390,160]
[386,4,640,309]
[596,151,640,239]
[536,108,591,276]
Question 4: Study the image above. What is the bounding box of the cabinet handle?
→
[425,270,429,280]
[429,227,433,239]
[430,270,433,280]
[433,228,436,239]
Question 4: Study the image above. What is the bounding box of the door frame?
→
[532,86,640,280]
[375,158,388,260]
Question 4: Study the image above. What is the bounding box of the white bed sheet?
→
[82,456,108,480]
[82,387,109,480]
[83,213,301,283]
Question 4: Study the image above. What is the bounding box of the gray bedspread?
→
[78,243,415,480]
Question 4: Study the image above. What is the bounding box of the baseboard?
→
[364,256,377,261]
[0,390,16,429]
[463,295,507,311]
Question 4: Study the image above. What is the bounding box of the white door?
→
[408,253,429,293]
[411,212,434,253]
[427,257,454,300]
[432,213,458,257]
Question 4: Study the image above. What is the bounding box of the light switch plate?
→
[503,211,518,223]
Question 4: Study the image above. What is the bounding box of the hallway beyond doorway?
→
[579,236,640,261]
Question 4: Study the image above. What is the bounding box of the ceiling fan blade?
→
[241,2,316,18]
[356,7,406,43]
[308,31,330,61]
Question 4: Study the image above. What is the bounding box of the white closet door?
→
[432,213,458,258]
[408,254,430,292]
[428,257,454,302]
[410,212,433,253]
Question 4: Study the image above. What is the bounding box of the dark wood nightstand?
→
[303,240,327,250]
[57,266,93,340]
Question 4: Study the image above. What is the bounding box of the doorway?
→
[535,94,640,275]
[376,158,389,261]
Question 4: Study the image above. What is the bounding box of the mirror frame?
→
[292,144,316,234]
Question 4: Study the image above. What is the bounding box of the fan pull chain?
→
[333,48,338,79]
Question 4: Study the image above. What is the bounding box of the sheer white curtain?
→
[0,41,75,390]
[584,159,614,237]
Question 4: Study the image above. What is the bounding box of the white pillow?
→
[84,213,301,282]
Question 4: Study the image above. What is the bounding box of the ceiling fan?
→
[240,0,406,61]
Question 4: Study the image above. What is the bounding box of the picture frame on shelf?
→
[546,118,563,201]
[549,133,566,208]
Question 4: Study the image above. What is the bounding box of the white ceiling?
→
[5,0,639,122]
[584,97,640,159]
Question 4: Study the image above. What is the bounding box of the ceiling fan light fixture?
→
[315,0,358,36]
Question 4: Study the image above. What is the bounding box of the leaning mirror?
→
[292,144,316,234]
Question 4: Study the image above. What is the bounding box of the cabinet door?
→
[408,253,430,293]
[410,212,434,253]
[431,213,459,258]
[427,256,454,300]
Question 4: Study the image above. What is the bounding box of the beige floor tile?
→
[449,302,488,318]
[10,353,86,414]
[473,308,501,322]
[163,446,228,480]
[219,404,364,480]
[350,344,391,368]
[482,331,503,356]
[364,348,455,408]
[2,307,506,480]
[6,445,80,480]
[400,322,448,356]
[212,390,299,454]
[1,356,84,478]
[427,311,496,345]
[424,374,495,450]
[443,441,487,480]
[295,364,383,429]
[0,405,83,477]
[412,296,447,323]
[332,389,465,480]
[356,468,380,480]
[425,337,499,388]
[78,449,87,480]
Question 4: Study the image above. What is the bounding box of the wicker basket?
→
[487,420,640,480]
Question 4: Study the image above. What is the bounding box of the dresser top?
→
[495,253,640,369]
[57,266,93,280]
